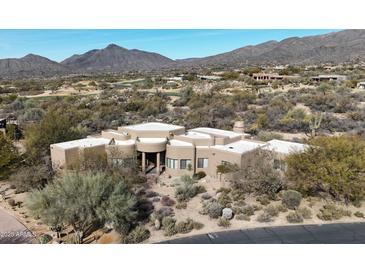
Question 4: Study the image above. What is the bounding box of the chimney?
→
[233,121,245,133]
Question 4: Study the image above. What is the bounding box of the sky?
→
[0,29,339,62]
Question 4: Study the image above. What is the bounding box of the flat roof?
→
[52,137,110,149]
[122,122,184,131]
[53,137,136,149]
[181,131,212,139]
[191,127,242,138]
[169,139,193,147]
[213,140,264,154]
[263,139,308,154]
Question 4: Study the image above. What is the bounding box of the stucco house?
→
[50,122,308,177]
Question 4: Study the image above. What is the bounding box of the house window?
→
[166,158,178,169]
[197,158,208,168]
[221,160,230,165]
[180,159,192,170]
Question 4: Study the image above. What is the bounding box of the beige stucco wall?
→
[106,144,136,158]
[136,139,167,153]
[195,147,244,177]
[174,135,213,146]
[50,145,67,169]
[165,144,195,176]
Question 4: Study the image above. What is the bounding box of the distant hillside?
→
[61,44,175,72]
[0,54,70,79]
[179,29,365,66]
[1,30,365,79]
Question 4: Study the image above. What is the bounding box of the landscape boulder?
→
[222,208,233,220]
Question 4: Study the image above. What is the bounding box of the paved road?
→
[162,222,365,244]
[0,208,36,244]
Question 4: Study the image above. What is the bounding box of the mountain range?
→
[1,29,365,79]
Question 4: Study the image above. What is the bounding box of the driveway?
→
[161,222,365,244]
[0,207,37,244]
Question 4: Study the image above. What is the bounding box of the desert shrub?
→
[264,205,279,217]
[201,192,212,200]
[10,164,52,192]
[217,217,231,228]
[7,198,16,207]
[157,207,174,218]
[235,214,251,221]
[218,192,233,208]
[317,204,352,221]
[253,204,263,211]
[193,171,206,180]
[162,217,177,236]
[276,204,288,213]
[161,196,176,206]
[256,212,273,223]
[193,221,204,230]
[216,162,239,174]
[354,211,364,218]
[176,201,187,209]
[282,190,302,209]
[175,175,204,202]
[38,233,53,244]
[351,200,362,208]
[175,218,195,234]
[145,190,159,198]
[286,135,365,203]
[257,131,283,142]
[286,211,304,223]
[230,149,284,198]
[206,201,223,219]
[297,207,312,219]
[256,195,271,206]
[241,205,255,216]
[123,226,150,244]
[231,188,246,202]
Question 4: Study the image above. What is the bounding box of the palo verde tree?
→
[26,171,138,243]
[285,135,365,203]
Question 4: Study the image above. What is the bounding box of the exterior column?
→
[142,152,146,173]
[156,152,160,175]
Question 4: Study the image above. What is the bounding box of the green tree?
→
[0,132,19,179]
[25,107,86,161]
[286,135,365,203]
[26,171,138,242]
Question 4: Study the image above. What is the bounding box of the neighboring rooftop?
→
[263,139,308,154]
[122,122,184,131]
[191,127,242,138]
[213,140,265,154]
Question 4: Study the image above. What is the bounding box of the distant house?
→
[312,74,347,82]
[357,82,365,89]
[252,73,299,81]
[197,75,222,80]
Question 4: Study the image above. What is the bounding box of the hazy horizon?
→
[0,29,338,62]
